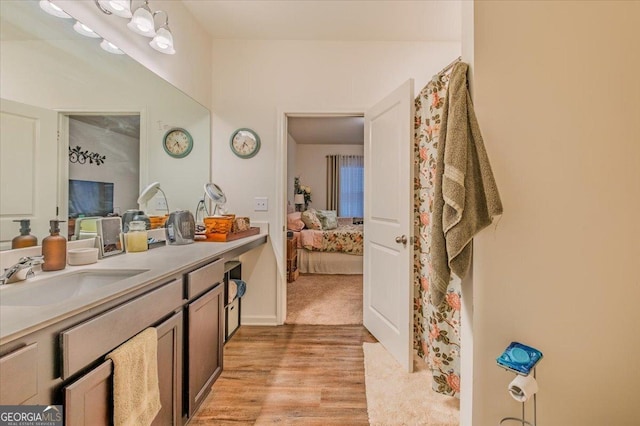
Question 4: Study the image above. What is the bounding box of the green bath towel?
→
[430,62,503,306]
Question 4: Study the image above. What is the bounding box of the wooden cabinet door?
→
[64,360,112,426]
[152,311,183,426]
[65,312,183,426]
[187,283,224,416]
[0,343,39,405]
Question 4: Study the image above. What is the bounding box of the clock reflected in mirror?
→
[163,127,193,158]
[230,128,260,159]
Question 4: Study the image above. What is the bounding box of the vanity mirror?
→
[0,0,210,250]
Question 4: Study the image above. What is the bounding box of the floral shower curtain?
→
[413,69,462,397]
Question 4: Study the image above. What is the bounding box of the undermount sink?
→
[0,269,148,307]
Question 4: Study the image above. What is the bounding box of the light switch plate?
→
[254,197,268,211]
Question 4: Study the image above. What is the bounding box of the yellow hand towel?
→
[106,327,161,426]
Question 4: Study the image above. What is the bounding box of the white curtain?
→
[326,155,364,217]
[338,155,363,217]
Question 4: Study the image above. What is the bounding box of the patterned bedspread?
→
[299,224,364,255]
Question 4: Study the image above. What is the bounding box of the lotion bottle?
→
[42,219,67,271]
[11,219,38,249]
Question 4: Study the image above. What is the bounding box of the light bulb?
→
[100,39,125,55]
[97,0,132,18]
[73,21,100,38]
[39,0,72,19]
[109,1,125,11]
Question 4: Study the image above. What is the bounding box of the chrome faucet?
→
[0,256,45,285]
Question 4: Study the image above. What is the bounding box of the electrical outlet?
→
[254,197,268,211]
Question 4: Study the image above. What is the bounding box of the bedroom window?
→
[327,154,364,217]
[339,155,364,217]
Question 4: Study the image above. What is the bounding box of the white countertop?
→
[0,231,268,345]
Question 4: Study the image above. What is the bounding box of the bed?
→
[292,219,364,275]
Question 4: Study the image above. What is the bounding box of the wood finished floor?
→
[190,325,377,425]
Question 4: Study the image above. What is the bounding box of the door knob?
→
[395,235,407,245]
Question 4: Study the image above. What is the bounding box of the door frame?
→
[275,108,365,325]
[57,108,147,231]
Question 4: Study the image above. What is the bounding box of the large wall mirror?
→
[0,0,210,250]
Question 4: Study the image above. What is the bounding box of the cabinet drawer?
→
[61,279,183,379]
[0,343,38,404]
[187,258,224,299]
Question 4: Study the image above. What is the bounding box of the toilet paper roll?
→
[508,373,538,402]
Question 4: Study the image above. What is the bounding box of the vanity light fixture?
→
[127,0,156,37]
[93,0,176,54]
[39,0,72,19]
[73,21,101,38]
[95,0,132,18]
[100,39,125,55]
[149,12,175,55]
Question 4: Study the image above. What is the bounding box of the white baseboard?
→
[242,315,278,326]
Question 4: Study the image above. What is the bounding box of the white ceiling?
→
[288,116,364,145]
[181,1,461,145]
[182,0,462,42]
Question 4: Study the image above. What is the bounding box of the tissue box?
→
[233,217,250,233]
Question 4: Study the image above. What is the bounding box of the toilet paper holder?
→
[499,367,537,426]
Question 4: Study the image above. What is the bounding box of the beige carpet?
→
[363,342,459,426]
[286,274,362,325]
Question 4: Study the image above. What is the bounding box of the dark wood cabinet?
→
[0,343,38,405]
[152,311,183,426]
[64,360,112,426]
[0,236,267,425]
[63,311,183,426]
[186,283,224,417]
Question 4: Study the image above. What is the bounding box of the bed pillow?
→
[287,212,305,231]
[301,209,322,230]
[316,210,338,230]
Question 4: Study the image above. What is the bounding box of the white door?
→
[363,80,415,372]
[0,99,58,249]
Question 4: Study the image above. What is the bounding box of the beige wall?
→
[294,144,365,211]
[211,39,460,324]
[470,1,640,424]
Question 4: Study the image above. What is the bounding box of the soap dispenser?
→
[11,219,38,249]
[42,219,67,271]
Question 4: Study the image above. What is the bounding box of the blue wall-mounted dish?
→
[496,342,543,375]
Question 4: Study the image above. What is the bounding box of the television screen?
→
[69,179,114,218]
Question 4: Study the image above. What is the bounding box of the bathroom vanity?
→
[0,231,267,425]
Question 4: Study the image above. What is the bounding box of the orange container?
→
[203,215,235,234]
[148,215,168,229]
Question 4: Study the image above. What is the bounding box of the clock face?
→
[163,128,193,158]
[230,129,260,158]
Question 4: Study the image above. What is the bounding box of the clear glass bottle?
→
[125,220,148,253]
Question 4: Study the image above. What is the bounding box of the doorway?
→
[280,112,365,325]
[60,112,142,238]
